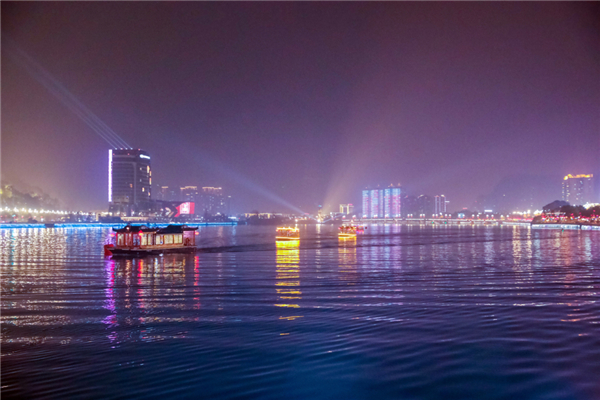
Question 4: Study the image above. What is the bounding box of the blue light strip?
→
[0,222,238,229]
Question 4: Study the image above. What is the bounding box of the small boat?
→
[276,227,300,241]
[338,225,365,238]
[104,224,198,256]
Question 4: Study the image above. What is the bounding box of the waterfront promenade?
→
[0,221,237,229]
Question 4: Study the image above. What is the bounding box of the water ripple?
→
[2,225,600,399]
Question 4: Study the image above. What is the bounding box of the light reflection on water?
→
[1,225,600,399]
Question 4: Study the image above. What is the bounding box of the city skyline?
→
[2,4,599,397]
[2,2,599,212]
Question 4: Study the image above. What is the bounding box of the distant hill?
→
[1,183,62,210]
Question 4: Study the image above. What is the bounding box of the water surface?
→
[2,225,599,399]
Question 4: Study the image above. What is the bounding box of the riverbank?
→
[531,223,600,231]
[0,221,238,229]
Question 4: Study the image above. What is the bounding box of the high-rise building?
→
[362,186,401,218]
[434,195,447,215]
[384,189,391,218]
[108,149,152,214]
[370,189,380,218]
[391,188,401,217]
[562,174,595,205]
[199,187,227,216]
[180,186,199,202]
[362,190,370,218]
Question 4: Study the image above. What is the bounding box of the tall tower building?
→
[362,190,370,218]
[434,195,447,215]
[362,185,401,219]
[108,149,152,214]
[390,186,401,217]
[562,174,594,205]
[370,189,380,218]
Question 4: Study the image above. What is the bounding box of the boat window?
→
[157,235,164,245]
[165,235,173,244]
[117,234,124,246]
[184,231,194,246]
[141,234,148,246]
[175,234,182,244]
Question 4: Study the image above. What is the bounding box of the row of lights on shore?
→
[404,212,541,218]
[0,207,94,216]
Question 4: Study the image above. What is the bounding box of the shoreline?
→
[0,221,238,229]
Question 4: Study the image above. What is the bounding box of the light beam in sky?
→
[4,37,132,149]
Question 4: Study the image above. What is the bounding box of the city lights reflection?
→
[275,241,303,320]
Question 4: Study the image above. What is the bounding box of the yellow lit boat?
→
[276,227,300,241]
[338,225,364,238]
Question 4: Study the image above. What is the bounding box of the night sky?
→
[2,2,599,212]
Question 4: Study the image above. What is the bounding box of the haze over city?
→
[2,2,599,213]
[3,3,600,400]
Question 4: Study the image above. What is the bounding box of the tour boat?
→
[276,227,300,241]
[338,225,365,238]
[104,224,198,256]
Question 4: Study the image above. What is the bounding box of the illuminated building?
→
[434,195,447,215]
[562,174,595,205]
[155,185,177,201]
[180,186,199,202]
[339,204,354,215]
[362,186,401,219]
[384,189,391,217]
[198,187,228,216]
[202,187,222,195]
[362,190,370,218]
[108,149,152,215]
[370,189,380,218]
[390,187,401,217]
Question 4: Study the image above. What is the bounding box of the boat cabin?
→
[113,224,198,250]
[276,227,300,240]
[338,225,365,237]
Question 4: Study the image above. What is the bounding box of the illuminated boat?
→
[276,227,300,241]
[338,225,365,238]
[105,224,198,256]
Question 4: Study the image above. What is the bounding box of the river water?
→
[1,224,599,399]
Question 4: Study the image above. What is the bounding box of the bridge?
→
[349,218,529,226]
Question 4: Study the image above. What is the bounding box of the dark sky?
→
[2,2,599,213]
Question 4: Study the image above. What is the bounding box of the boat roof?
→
[113,225,156,233]
[113,224,198,234]
[158,224,198,233]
